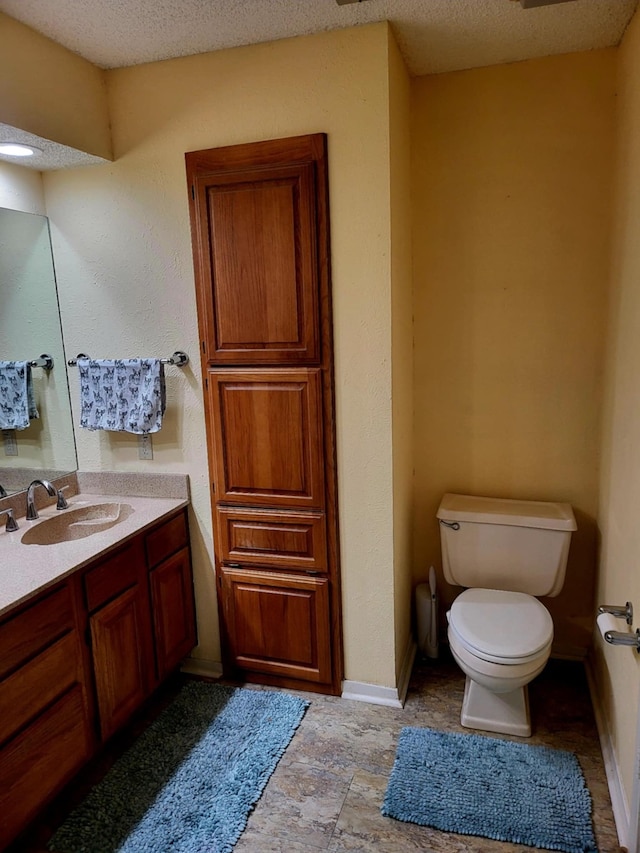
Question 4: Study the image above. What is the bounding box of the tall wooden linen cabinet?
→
[185,134,343,694]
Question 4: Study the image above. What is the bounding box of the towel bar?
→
[67,351,189,367]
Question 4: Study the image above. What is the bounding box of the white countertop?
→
[0,492,188,618]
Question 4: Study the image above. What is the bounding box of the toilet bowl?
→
[446,588,553,736]
[437,493,576,737]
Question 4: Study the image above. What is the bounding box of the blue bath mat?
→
[382,727,597,853]
[49,681,308,853]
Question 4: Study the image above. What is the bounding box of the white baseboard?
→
[585,655,630,850]
[341,680,404,708]
[180,657,223,680]
[342,637,417,709]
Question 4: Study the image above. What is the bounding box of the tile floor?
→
[16,652,622,853]
[235,654,621,853]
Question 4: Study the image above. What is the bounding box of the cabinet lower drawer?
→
[0,684,92,850]
[216,506,327,572]
[0,631,82,746]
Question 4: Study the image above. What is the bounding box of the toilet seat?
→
[448,588,553,665]
[448,629,550,683]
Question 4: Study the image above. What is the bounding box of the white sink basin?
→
[21,503,134,546]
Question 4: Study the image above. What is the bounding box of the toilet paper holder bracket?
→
[603,627,640,653]
[598,602,640,652]
[598,601,633,625]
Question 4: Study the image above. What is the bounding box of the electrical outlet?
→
[138,433,153,460]
[3,430,18,456]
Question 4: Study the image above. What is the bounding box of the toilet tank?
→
[437,494,577,598]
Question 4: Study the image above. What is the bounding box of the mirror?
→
[0,207,77,495]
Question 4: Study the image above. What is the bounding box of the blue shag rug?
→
[48,681,309,853]
[382,727,598,853]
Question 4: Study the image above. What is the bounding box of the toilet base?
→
[460,677,532,738]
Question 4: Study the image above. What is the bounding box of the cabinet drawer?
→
[146,511,188,568]
[0,631,82,747]
[216,507,327,573]
[84,539,145,612]
[0,584,74,679]
[0,685,91,850]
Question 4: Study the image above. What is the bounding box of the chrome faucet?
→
[26,479,68,520]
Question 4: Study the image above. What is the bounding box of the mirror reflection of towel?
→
[78,358,166,434]
[0,361,39,430]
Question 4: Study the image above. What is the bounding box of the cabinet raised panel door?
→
[208,368,325,508]
[220,567,332,684]
[150,547,197,680]
[193,163,320,364]
[90,585,151,740]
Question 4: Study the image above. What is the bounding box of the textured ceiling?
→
[0,0,637,170]
[0,125,107,171]
[0,0,637,76]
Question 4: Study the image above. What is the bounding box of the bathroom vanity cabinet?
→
[0,507,195,849]
[186,133,343,694]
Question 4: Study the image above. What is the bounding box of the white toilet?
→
[436,493,577,737]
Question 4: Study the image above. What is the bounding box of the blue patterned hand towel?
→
[78,358,166,434]
[0,361,39,430]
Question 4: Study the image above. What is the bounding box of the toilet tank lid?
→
[437,493,577,531]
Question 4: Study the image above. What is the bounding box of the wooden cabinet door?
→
[187,137,323,365]
[150,547,197,679]
[208,368,325,508]
[220,567,331,685]
[90,585,152,740]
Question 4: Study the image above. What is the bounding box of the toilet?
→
[436,493,577,737]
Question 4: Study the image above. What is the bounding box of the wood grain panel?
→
[187,139,321,365]
[84,538,145,612]
[221,567,331,684]
[145,510,188,568]
[0,685,91,850]
[0,585,73,679]
[0,632,81,746]
[209,368,325,508]
[149,547,197,679]
[90,585,151,740]
[216,506,327,572]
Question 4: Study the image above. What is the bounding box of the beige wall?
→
[42,23,406,688]
[0,12,112,160]
[411,50,616,657]
[0,161,45,214]
[593,7,640,843]
[388,31,415,682]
